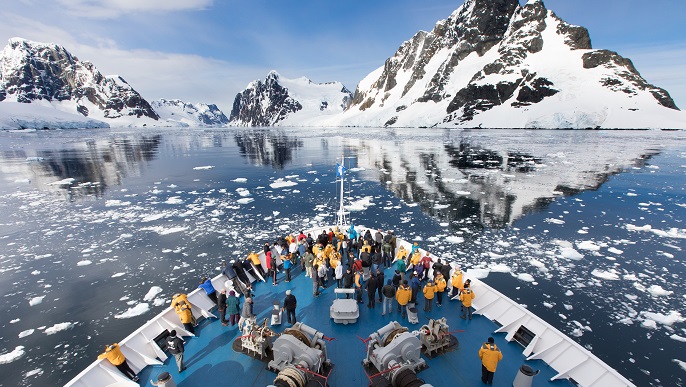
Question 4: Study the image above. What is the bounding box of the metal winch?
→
[240,318,276,359]
[268,322,333,387]
[362,321,432,387]
[418,317,455,358]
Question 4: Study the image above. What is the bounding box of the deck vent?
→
[513,325,535,348]
[153,329,171,351]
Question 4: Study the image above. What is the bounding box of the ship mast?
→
[336,155,349,226]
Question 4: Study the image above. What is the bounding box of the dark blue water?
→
[0,128,683,386]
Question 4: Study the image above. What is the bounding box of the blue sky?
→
[1,0,684,112]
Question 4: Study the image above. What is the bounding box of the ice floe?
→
[193,165,214,170]
[0,346,25,364]
[143,286,163,301]
[237,198,255,204]
[647,285,673,297]
[270,179,298,189]
[18,329,34,338]
[29,296,45,306]
[591,269,620,280]
[45,322,75,335]
[114,303,150,319]
[560,247,584,260]
[76,260,92,266]
[141,226,188,235]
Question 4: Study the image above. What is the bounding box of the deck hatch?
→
[513,325,536,348]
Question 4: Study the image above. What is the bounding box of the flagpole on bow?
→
[336,155,349,226]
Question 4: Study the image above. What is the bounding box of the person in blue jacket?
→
[198,277,217,305]
[409,273,420,303]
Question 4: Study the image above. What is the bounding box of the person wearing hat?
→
[166,330,185,373]
[150,371,176,386]
[460,282,476,319]
[422,280,437,312]
[97,343,139,381]
[171,293,195,335]
[478,337,503,384]
[238,297,254,330]
[282,289,298,325]
[198,277,218,305]
[225,290,240,326]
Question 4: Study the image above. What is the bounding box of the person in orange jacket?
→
[478,337,503,384]
[97,343,139,381]
[460,283,475,319]
[422,280,437,312]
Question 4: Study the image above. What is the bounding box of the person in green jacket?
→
[225,290,240,326]
[303,250,315,278]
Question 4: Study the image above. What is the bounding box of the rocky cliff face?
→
[335,0,681,129]
[151,99,229,127]
[0,38,159,121]
[229,71,353,127]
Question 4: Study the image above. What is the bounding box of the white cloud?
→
[56,0,214,18]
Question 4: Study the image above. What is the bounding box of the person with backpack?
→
[166,330,185,372]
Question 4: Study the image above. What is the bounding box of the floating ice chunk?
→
[115,303,150,319]
[29,296,45,306]
[545,218,565,225]
[648,285,673,297]
[577,241,600,251]
[591,269,620,280]
[18,329,35,338]
[236,188,251,197]
[529,259,545,268]
[45,322,75,335]
[517,273,535,282]
[165,197,184,205]
[25,368,43,378]
[439,223,449,227]
[193,165,214,170]
[488,252,506,259]
[141,213,166,222]
[543,302,554,308]
[111,272,126,278]
[434,204,450,209]
[626,192,638,197]
[143,286,163,301]
[641,311,684,327]
[346,197,374,212]
[237,198,254,204]
[0,346,25,364]
[670,334,686,343]
[455,191,471,195]
[105,200,131,207]
[565,290,574,296]
[489,264,511,273]
[47,178,76,186]
[445,236,464,244]
[142,226,187,235]
[77,260,92,266]
[153,298,166,307]
[607,247,624,255]
[561,247,584,260]
[10,319,20,324]
[232,178,248,183]
[270,179,298,189]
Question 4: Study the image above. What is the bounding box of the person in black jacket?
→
[166,330,185,372]
[342,267,354,299]
[282,290,298,325]
[217,289,228,326]
[376,269,385,302]
[366,273,377,308]
[382,279,396,315]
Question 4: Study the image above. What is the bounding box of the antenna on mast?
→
[336,155,349,226]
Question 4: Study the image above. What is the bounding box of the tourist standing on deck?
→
[423,280,437,312]
[382,279,396,316]
[226,290,240,326]
[354,269,363,303]
[335,261,344,288]
[317,262,328,288]
[435,273,447,306]
[97,343,139,382]
[303,249,314,278]
[312,264,321,297]
[392,270,402,291]
[409,273,420,303]
[343,267,354,299]
[460,283,475,319]
[247,251,266,279]
[395,254,406,282]
[198,277,218,305]
[396,280,411,319]
[375,269,384,302]
[166,330,185,373]
[283,253,293,282]
[478,337,503,384]
[283,290,297,325]
[266,250,277,286]
[382,239,393,268]
[366,272,377,308]
[450,268,464,298]
[171,293,195,335]
[238,297,254,330]
[217,289,228,326]
[419,253,433,282]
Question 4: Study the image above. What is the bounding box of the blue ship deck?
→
[135,264,572,387]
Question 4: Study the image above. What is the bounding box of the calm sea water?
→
[0,127,684,386]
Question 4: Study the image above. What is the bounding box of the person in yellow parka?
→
[98,343,139,381]
[410,251,421,267]
[459,284,475,320]
[248,251,266,278]
[422,280,437,312]
[450,268,463,298]
[394,245,409,264]
[395,280,412,319]
[434,273,447,306]
[478,337,503,384]
[171,293,196,334]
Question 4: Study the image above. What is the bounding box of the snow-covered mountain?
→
[229,70,353,126]
[151,99,229,127]
[0,38,159,128]
[324,0,684,129]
